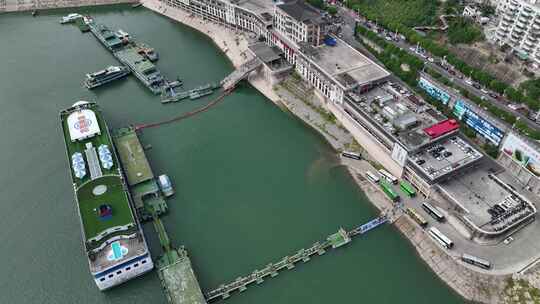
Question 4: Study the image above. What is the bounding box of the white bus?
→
[461,253,491,270]
[428,227,454,249]
[378,169,398,184]
[422,202,445,222]
[365,171,380,184]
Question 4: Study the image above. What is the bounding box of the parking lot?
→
[410,136,482,180]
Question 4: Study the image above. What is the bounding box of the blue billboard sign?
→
[418,77,451,105]
[453,100,504,145]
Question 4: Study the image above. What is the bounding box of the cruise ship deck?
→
[60,101,152,288]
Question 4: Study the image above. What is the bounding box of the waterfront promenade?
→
[139,2,528,303]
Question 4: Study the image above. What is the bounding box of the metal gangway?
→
[220,58,262,91]
[204,214,391,302]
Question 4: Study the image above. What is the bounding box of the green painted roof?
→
[113,128,154,186]
[116,47,156,74]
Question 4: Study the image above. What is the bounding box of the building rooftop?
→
[233,0,275,21]
[249,43,283,63]
[409,135,483,181]
[439,163,536,234]
[276,0,324,24]
[347,83,449,151]
[309,40,390,89]
[423,119,460,139]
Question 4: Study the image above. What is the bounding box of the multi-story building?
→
[494,0,540,65]
[161,0,275,41]
[274,0,325,47]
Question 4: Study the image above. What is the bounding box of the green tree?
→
[447,18,484,44]
[326,6,338,15]
[483,143,499,158]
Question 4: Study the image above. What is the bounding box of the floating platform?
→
[115,47,164,95]
[113,127,168,221]
[86,19,165,95]
[161,83,220,104]
[327,228,351,248]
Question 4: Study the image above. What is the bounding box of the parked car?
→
[488,92,499,99]
[503,236,514,245]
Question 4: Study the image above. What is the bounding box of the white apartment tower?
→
[494,0,540,64]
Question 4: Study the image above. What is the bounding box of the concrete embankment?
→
[141,2,531,303]
[1,0,134,13]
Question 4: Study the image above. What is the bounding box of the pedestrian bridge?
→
[220,58,262,91]
[204,213,393,302]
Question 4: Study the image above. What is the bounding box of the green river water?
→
[0,5,465,303]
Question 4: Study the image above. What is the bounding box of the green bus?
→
[380,181,400,202]
[400,180,416,198]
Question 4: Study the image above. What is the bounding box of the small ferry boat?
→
[137,45,159,62]
[84,66,130,89]
[189,89,213,100]
[32,10,38,17]
[164,78,183,90]
[132,2,143,8]
[60,13,82,24]
[158,175,174,197]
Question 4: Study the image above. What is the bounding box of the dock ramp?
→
[158,248,207,304]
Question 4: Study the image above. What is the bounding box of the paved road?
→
[337,6,540,132]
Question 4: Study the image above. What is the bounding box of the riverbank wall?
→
[142,1,525,303]
[0,0,134,13]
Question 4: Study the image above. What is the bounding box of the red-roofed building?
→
[423,119,459,139]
